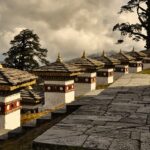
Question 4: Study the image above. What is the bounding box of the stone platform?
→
[33,74,150,150]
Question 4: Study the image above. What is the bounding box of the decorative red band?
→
[97,72,113,77]
[129,63,142,67]
[44,84,74,93]
[114,68,128,72]
[143,59,150,63]
[0,99,21,115]
[74,77,96,83]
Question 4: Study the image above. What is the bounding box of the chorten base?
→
[114,65,129,80]
[44,80,75,110]
[97,68,114,85]
[74,72,96,97]
[129,61,142,73]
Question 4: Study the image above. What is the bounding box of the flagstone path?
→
[33,74,150,150]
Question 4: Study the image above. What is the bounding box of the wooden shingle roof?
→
[21,89,43,105]
[68,51,104,70]
[141,49,150,56]
[111,50,135,62]
[127,48,147,58]
[0,67,37,86]
[34,53,84,77]
[92,51,120,65]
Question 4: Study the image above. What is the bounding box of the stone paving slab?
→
[33,74,150,150]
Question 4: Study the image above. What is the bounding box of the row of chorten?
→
[0,47,149,135]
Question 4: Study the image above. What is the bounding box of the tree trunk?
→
[146,0,150,49]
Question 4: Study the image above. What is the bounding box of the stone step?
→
[8,127,23,138]
[51,107,67,119]
[36,113,51,125]
[66,103,81,113]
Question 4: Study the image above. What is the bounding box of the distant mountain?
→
[89,50,117,58]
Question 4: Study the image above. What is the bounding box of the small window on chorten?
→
[85,78,89,82]
[60,87,64,91]
[47,86,51,90]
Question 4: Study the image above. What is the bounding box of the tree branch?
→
[130,31,147,39]
[113,22,147,40]
[139,5,146,12]
[137,5,147,30]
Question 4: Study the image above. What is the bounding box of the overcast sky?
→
[0,0,145,61]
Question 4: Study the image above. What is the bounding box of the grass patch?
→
[21,103,65,124]
[138,69,150,74]
[96,84,110,90]
[21,110,51,124]
[75,95,84,100]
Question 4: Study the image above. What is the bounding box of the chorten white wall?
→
[114,65,129,80]
[97,68,114,85]
[74,72,96,97]
[143,59,150,69]
[44,80,75,110]
[129,61,142,73]
[143,64,150,69]
[0,93,21,130]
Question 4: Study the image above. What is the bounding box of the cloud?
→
[0,0,145,62]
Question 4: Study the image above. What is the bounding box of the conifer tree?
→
[3,29,50,70]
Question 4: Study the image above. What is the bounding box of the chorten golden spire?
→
[132,47,135,52]
[81,51,86,58]
[101,50,106,57]
[56,52,63,63]
[120,49,122,54]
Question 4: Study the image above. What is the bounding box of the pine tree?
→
[3,29,50,70]
[113,0,150,49]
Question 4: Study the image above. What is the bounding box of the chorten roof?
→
[127,47,147,58]
[0,67,37,91]
[34,53,84,77]
[92,50,120,65]
[112,49,135,62]
[21,89,43,105]
[68,51,104,71]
